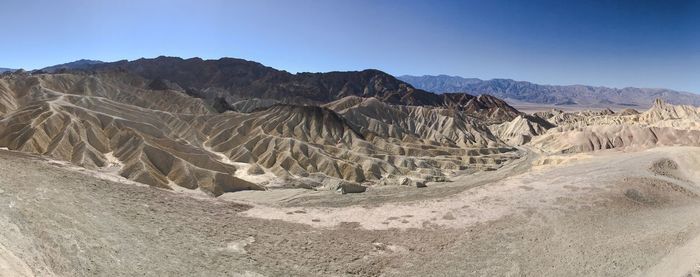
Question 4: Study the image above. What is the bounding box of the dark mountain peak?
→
[146,55,182,62]
[41,59,104,73]
[76,59,102,63]
[29,56,522,122]
[441,93,520,122]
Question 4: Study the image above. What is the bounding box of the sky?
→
[1,0,699,92]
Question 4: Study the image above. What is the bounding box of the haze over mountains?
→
[399,75,700,108]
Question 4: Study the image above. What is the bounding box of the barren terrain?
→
[1,58,700,276]
[1,145,699,276]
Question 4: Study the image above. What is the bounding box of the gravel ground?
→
[1,147,699,276]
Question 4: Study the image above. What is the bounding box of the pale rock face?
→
[0,72,521,194]
[488,115,552,145]
[525,99,700,153]
[482,98,700,155]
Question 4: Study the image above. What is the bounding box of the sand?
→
[240,147,700,231]
[1,146,699,276]
[0,244,33,277]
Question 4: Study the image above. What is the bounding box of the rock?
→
[619,108,640,116]
[426,176,448,182]
[375,176,430,187]
[325,179,367,194]
[338,182,367,194]
[292,181,316,190]
[246,164,265,175]
[398,177,426,188]
[283,178,320,190]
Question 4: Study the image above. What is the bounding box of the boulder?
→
[399,177,427,188]
[428,176,448,182]
[325,179,367,194]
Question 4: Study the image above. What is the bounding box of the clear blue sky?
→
[1,0,699,92]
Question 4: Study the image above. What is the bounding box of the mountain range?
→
[47,56,519,122]
[0,56,527,195]
[4,56,700,277]
[399,75,700,108]
[2,55,697,196]
[0,68,14,73]
[7,60,698,109]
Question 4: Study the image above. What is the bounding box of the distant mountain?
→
[63,56,520,122]
[398,75,482,93]
[41,59,104,73]
[0,68,15,73]
[399,75,700,108]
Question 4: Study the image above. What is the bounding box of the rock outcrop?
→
[489,115,553,145]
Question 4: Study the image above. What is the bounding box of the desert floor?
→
[1,147,699,276]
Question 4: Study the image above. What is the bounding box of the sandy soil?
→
[0,147,699,276]
[0,243,33,276]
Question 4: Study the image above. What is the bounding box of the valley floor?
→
[0,147,699,276]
